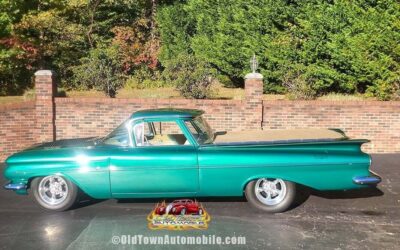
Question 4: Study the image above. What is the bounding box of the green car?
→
[3,108,381,212]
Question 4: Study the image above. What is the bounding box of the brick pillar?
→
[35,70,56,143]
[244,72,263,130]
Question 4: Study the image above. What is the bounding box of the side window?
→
[134,121,190,147]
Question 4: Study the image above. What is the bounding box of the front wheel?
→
[31,175,78,211]
[245,178,296,213]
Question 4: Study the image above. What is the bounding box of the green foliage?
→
[282,65,317,100]
[0,44,32,95]
[1,0,400,100]
[15,8,87,81]
[70,46,124,97]
[159,0,400,99]
[366,79,400,101]
[163,53,215,99]
[125,65,166,89]
[157,2,194,63]
[1,0,147,95]
[0,0,36,95]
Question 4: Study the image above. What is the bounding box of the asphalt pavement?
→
[0,154,399,250]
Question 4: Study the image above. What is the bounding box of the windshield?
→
[102,120,130,146]
[185,116,214,145]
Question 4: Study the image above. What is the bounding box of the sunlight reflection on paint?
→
[76,154,90,173]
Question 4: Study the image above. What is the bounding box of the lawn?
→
[0,84,373,106]
[65,84,246,100]
[0,96,33,105]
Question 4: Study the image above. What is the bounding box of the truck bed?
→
[213,129,347,145]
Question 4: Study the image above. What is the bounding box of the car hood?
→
[26,137,100,151]
[5,137,102,165]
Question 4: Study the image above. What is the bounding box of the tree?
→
[0,0,37,95]
[163,53,215,99]
[70,46,124,97]
[1,0,399,100]
[158,0,400,99]
[1,0,146,94]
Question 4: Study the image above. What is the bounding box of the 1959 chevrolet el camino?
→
[3,108,381,212]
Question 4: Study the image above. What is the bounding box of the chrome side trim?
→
[4,182,27,191]
[353,173,382,185]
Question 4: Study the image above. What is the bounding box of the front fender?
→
[3,160,111,199]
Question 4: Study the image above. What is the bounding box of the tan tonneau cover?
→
[214,129,346,144]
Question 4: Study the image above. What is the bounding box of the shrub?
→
[158,0,400,100]
[162,53,215,99]
[70,46,124,97]
[282,67,317,100]
[366,80,400,101]
[125,66,166,89]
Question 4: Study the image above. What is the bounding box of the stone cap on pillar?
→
[245,72,263,79]
[34,70,55,76]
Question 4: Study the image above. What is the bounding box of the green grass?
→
[263,94,286,100]
[65,83,246,100]
[66,87,182,99]
[0,96,33,105]
[0,86,377,106]
[317,93,369,101]
[264,93,375,101]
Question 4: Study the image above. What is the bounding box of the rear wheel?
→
[31,175,78,211]
[245,178,296,213]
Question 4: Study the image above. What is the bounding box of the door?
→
[109,119,199,197]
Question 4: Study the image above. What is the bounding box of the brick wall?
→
[0,101,36,160]
[244,73,264,130]
[1,69,400,161]
[34,70,56,143]
[55,98,246,140]
[262,100,400,153]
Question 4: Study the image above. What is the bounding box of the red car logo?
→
[155,199,203,215]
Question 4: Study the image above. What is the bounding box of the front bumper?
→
[353,171,382,185]
[4,182,27,191]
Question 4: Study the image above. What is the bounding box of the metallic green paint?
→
[130,108,204,120]
[3,109,375,200]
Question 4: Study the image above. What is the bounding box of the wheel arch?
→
[241,175,304,192]
[27,173,84,194]
[24,168,110,199]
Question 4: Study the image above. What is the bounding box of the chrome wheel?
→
[38,175,69,206]
[254,178,287,206]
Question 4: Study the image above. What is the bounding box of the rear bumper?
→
[353,171,382,185]
[3,182,27,191]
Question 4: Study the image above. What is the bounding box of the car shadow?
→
[71,190,106,210]
[288,186,384,211]
[310,186,384,199]
[71,187,384,210]
[116,196,247,204]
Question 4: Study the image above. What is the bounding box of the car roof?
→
[130,108,204,120]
